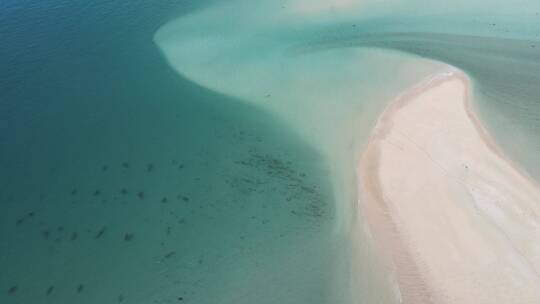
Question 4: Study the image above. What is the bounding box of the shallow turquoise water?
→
[1,1,342,303]
[2,1,540,304]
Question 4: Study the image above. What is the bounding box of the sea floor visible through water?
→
[0,1,343,303]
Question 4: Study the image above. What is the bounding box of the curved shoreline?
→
[357,71,540,303]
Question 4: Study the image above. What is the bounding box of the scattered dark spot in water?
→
[118,294,124,303]
[163,251,176,260]
[120,188,128,195]
[122,162,130,169]
[167,226,171,235]
[147,163,154,172]
[42,230,50,239]
[178,164,184,169]
[93,190,101,196]
[95,227,106,239]
[71,189,77,195]
[102,165,108,171]
[46,286,54,295]
[16,211,38,225]
[57,226,64,232]
[178,297,184,301]
[124,233,133,241]
[182,196,189,202]
[161,197,168,203]
[137,192,144,200]
[77,284,84,294]
[8,286,17,294]
[70,232,78,241]
[301,186,315,193]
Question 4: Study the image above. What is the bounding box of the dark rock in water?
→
[93,190,101,196]
[182,196,189,202]
[122,162,130,169]
[77,284,84,294]
[118,294,124,303]
[71,189,77,195]
[120,188,128,195]
[8,286,17,294]
[147,163,154,172]
[28,212,35,217]
[46,286,54,295]
[16,218,24,226]
[124,233,133,241]
[57,226,64,232]
[178,297,184,301]
[161,197,168,203]
[95,227,106,239]
[70,232,78,241]
[137,192,144,200]
[42,230,50,239]
[102,165,108,171]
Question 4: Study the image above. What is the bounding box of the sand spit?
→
[358,72,540,303]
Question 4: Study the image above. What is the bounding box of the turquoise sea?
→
[2,1,540,303]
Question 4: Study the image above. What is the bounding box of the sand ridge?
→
[358,71,540,303]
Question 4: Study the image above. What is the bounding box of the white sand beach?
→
[358,72,540,303]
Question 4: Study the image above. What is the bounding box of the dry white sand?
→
[358,72,540,303]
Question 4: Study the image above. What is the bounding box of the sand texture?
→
[358,72,540,303]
